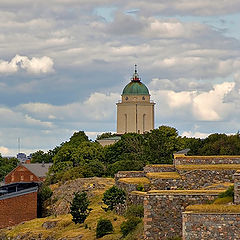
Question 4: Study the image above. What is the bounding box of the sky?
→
[1,0,240,156]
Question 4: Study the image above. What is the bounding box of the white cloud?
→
[0,146,9,155]
[181,131,209,139]
[0,55,54,74]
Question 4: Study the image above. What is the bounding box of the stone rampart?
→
[174,156,240,165]
[234,170,240,204]
[182,212,240,240]
[144,190,221,240]
[114,171,145,181]
[128,191,146,206]
[144,164,175,173]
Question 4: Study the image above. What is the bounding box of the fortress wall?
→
[115,171,145,181]
[144,192,219,240]
[144,165,175,173]
[182,212,240,240]
[174,156,240,165]
[116,180,150,193]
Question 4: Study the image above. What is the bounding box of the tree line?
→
[26,126,240,184]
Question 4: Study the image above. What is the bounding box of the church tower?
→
[116,66,155,134]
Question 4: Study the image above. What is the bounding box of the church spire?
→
[132,64,140,82]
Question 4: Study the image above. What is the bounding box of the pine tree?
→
[70,191,91,224]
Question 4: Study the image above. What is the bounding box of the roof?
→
[122,81,149,95]
[99,136,121,141]
[22,163,53,178]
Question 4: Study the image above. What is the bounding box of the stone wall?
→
[234,170,240,204]
[115,171,145,181]
[174,156,240,165]
[144,191,219,240]
[144,165,175,173]
[116,180,150,193]
[182,212,240,240]
[128,191,146,206]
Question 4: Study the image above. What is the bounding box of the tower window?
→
[142,96,145,100]
[125,97,128,100]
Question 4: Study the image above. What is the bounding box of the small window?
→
[125,97,128,100]
[30,175,34,181]
[142,96,145,100]
[20,175,24,181]
[11,175,14,181]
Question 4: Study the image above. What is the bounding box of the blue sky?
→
[1,0,240,156]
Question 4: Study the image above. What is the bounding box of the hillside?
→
[0,177,142,240]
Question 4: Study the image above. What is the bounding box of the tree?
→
[96,132,115,140]
[102,186,126,211]
[37,184,53,217]
[31,150,52,163]
[144,126,182,164]
[70,191,92,224]
[96,219,113,238]
[0,157,19,181]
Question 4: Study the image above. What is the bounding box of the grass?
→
[146,172,181,179]
[148,189,224,195]
[176,164,240,170]
[213,196,233,204]
[123,221,143,240]
[118,177,150,184]
[186,204,240,213]
[177,155,240,158]
[146,164,174,168]
[4,178,126,240]
[130,191,147,195]
[204,182,233,190]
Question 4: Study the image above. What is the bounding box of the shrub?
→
[96,219,113,238]
[120,217,142,237]
[102,186,126,211]
[70,191,92,224]
[218,185,234,198]
[125,204,144,219]
[136,184,144,191]
[37,184,53,217]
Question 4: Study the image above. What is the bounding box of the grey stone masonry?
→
[234,170,240,204]
[174,156,240,165]
[182,212,240,240]
[144,191,219,240]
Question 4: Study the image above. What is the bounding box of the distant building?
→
[16,153,32,163]
[116,66,155,134]
[5,163,53,184]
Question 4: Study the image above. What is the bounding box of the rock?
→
[42,221,58,229]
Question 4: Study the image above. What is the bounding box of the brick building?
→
[5,163,52,184]
[0,182,38,229]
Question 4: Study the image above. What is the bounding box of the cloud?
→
[0,146,9,155]
[181,131,209,139]
[0,55,54,74]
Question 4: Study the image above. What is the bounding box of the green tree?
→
[102,186,126,211]
[144,126,182,164]
[37,184,53,217]
[70,191,92,224]
[0,156,19,181]
[96,219,113,238]
[31,150,52,163]
[96,132,116,140]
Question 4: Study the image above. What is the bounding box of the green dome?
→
[122,81,149,95]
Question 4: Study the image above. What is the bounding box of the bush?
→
[96,219,113,238]
[37,184,53,217]
[136,184,144,191]
[102,186,126,211]
[125,204,144,219]
[70,191,92,224]
[218,185,234,198]
[120,217,142,237]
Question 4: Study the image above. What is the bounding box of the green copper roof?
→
[122,81,149,95]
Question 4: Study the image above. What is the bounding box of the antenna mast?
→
[18,137,20,153]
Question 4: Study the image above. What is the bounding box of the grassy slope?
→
[2,178,131,240]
